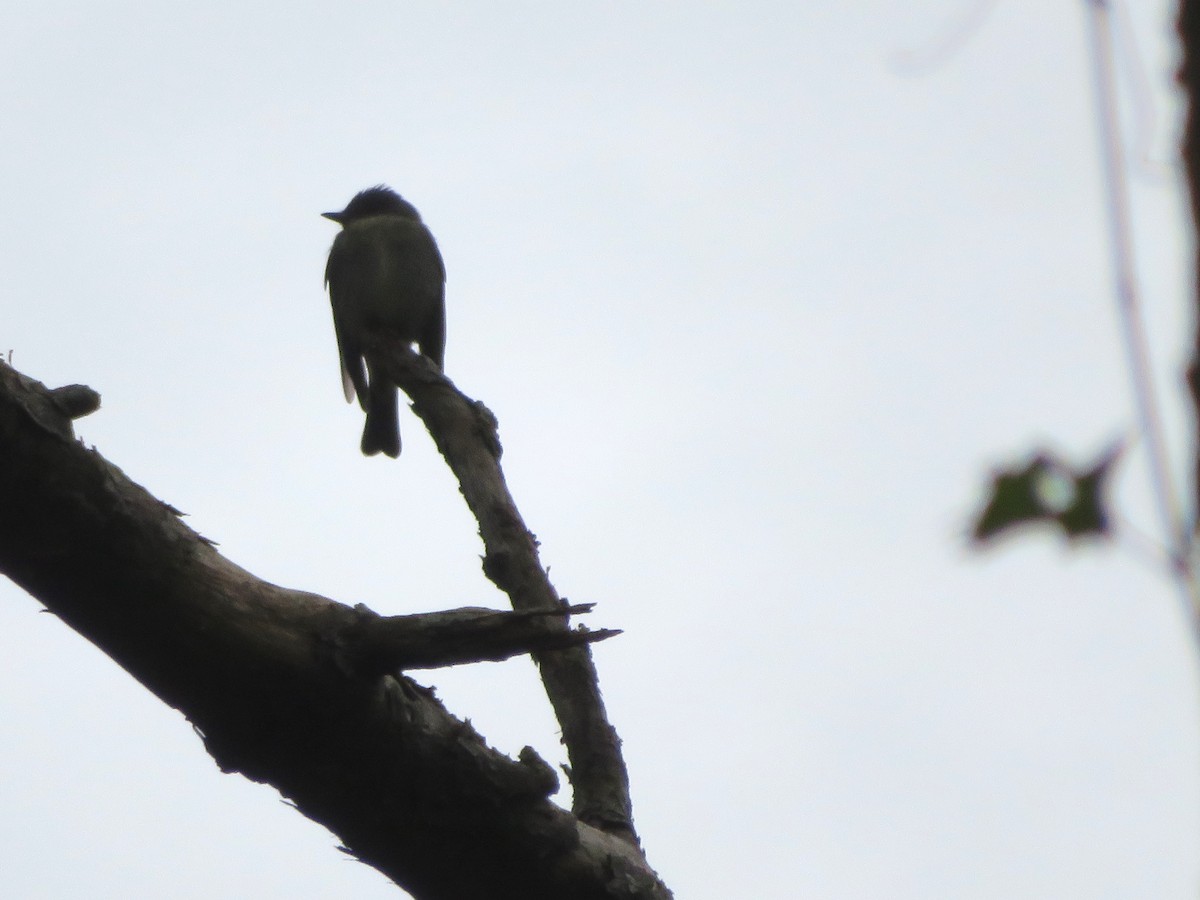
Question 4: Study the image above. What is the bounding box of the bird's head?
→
[322,185,421,225]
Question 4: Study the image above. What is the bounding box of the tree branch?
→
[339,602,621,675]
[372,342,639,845]
[1179,1,1200,532]
[0,360,669,900]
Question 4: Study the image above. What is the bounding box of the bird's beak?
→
[321,211,344,223]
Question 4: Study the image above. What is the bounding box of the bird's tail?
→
[360,379,401,458]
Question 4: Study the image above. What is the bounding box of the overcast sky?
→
[2,2,1198,898]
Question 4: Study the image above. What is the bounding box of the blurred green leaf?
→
[970,442,1122,546]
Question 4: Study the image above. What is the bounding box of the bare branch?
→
[1180,2,1200,536]
[0,360,668,899]
[370,342,639,844]
[340,603,622,675]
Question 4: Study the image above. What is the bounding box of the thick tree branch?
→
[372,342,639,845]
[0,361,669,900]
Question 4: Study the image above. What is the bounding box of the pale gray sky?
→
[2,2,1197,897]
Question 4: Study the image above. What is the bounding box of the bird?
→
[322,186,446,458]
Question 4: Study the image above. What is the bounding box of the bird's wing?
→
[325,233,369,407]
[383,219,447,369]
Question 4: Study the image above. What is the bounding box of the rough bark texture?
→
[376,341,639,844]
[0,360,669,900]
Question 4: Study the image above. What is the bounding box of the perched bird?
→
[322,186,446,458]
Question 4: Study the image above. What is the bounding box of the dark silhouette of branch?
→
[1180,2,1200,536]
[341,602,620,675]
[372,341,639,845]
[0,360,669,900]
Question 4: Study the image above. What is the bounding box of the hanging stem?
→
[1085,0,1199,620]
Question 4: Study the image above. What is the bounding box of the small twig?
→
[1086,0,1200,627]
[339,603,621,675]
